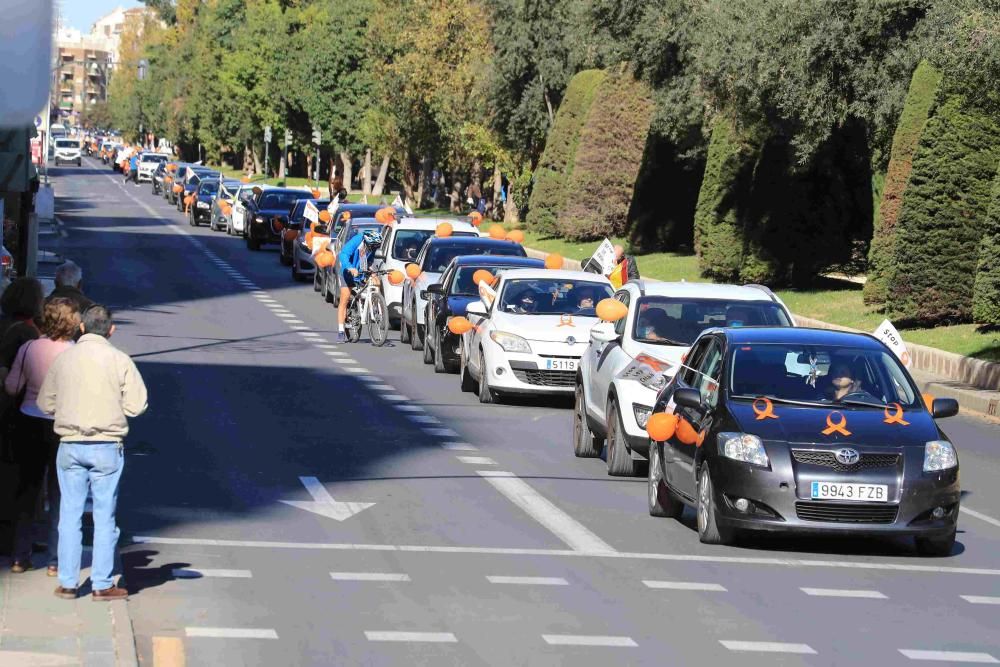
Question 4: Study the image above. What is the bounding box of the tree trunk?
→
[362,149,372,195]
[416,155,431,209]
[327,156,338,197]
[278,154,286,180]
[372,153,390,196]
[243,143,253,175]
[339,151,353,194]
[402,153,421,209]
[493,166,503,219]
[251,145,262,176]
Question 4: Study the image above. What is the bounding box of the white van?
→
[53,138,82,167]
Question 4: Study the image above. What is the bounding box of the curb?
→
[110,596,139,666]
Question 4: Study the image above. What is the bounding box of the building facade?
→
[53,31,111,127]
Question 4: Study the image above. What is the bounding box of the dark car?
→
[314,204,405,294]
[280,197,330,268]
[422,255,545,372]
[647,326,960,555]
[401,236,529,349]
[177,168,219,212]
[189,178,223,226]
[209,179,243,232]
[151,161,171,196]
[163,161,189,202]
[321,219,391,302]
[243,187,309,250]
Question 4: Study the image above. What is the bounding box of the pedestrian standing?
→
[47,261,93,313]
[0,277,43,371]
[4,298,80,574]
[39,305,148,600]
[613,245,641,281]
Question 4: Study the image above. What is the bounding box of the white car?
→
[374,217,478,326]
[458,269,613,403]
[52,138,82,167]
[575,281,795,476]
[401,235,529,350]
[228,184,268,237]
[137,152,170,183]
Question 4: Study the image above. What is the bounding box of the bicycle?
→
[345,269,390,346]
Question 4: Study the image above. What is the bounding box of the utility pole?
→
[282,128,290,180]
[311,126,321,185]
[263,125,271,179]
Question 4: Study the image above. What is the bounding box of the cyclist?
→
[336,229,384,343]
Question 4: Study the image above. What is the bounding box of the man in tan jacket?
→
[38,304,148,601]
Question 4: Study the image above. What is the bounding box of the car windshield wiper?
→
[838,397,890,409]
[641,337,686,346]
[731,394,830,409]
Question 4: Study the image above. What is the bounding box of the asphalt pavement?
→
[43,159,1000,666]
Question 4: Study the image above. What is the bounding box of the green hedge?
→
[972,166,1000,325]
[525,69,605,236]
[865,61,942,306]
[885,92,1000,324]
[557,66,654,241]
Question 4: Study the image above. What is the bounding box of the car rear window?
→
[200,181,219,194]
[451,265,525,295]
[393,229,477,262]
[142,154,168,163]
[633,297,791,346]
[55,139,78,148]
[423,242,525,272]
[259,192,303,210]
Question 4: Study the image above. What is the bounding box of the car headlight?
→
[197,201,209,208]
[490,331,531,353]
[254,216,265,224]
[718,432,769,468]
[923,440,957,472]
[633,404,652,428]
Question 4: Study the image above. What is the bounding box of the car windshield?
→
[259,192,302,210]
[451,265,519,295]
[199,181,219,195]
[633,297,791,346]
[142,154,168,163]
[499,278,613,316]
[55,139,77,148]
[394,229,476,262]
[344,224,384,243]
[290,199,330,222]
[729,343,919,408]
[424,242,523,273]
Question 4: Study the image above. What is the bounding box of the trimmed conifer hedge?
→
[972,166,1000,325]
[865,61,942,306]
[885,92,1000,324]
[525,69,606,236]
[557,66,654,241]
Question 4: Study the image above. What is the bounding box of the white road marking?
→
[185,628,278,639]
[315,344,338,350]
[425,428,459,438]
[962,506,1000,529]
[358,376,383,383]
[330,572,411,582]
[396,404,424,412]
[323,351,347,357]
[409,415,441,424]
[457,456,496,465]
[477,471,616,554]
[442,443,478,451]
[348,367,370,373]
[280,476,375,521]
[172,568,252,579]
[368,385,396,391]
[290,325,312,331]
[721,641,816,654]
[131,537,1000,576]
[365,631,457,643]
[487,576,568,586]
[962,595,1000,605]
[643,581,726,592]
[899,650,998,663]
[801,587,886,599]
[542,635,636,647]
[298,332,322,338]
[379,394,409,401]
[333,358,358,364]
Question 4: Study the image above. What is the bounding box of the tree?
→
[972,166,1000,325]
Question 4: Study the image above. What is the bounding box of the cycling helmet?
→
[362,229,384,246]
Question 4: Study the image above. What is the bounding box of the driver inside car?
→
[507,288,538,313]
[824,362,864,402]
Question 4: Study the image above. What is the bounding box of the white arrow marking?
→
[280,476,375,522]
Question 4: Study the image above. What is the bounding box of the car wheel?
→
[246,234,261,251]
[478,348,497,404]
[422,320,435,365]
[410,306,423,351]
[573,384,602,458]
[400,309,412,344]
[327,272,339,305]
[292,263,307,283]
[460,345,476,392]
[648,442,684,518]
[915,529,956,557]
[697,464,734,545]
[280,246,292,266]
[606,400,639,477]
[433,332,449,373]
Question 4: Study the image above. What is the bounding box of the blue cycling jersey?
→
[338,234,374,276]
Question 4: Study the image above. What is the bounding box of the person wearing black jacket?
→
[613,245,640,281]
[47,262,93,313]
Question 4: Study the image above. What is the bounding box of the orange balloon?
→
[506,229,524,244]
[472,269,494,286]
[595,298,628,322]
[436,222,453,238]
[388,269,405,286]
[184,195,193,206]
[405,263,421,280]
[676,417,698,445]
[469,211,483,227]
[448,316,473,335]
[319,210,332,223]
[172,184,183,193]
[283,229,298,242]
[311,188,321,198]
[488,224,506,240]
[305,231,315,246]
[544,253,564,270]
[167,164,177,172]
[374,207,396,224]
[241,176,251,183]
[314,251,335,269]
[164,176,172,184]
[646,413,678,442]
[341,211,351,222]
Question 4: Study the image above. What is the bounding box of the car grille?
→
[795,501,898,524]
[791,450,899,472]
[512,369,575,388]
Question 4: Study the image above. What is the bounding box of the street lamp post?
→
[136,59,147,148]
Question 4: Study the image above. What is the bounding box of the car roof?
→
[424,236,517,248]
[452,255,545,268]
[498,268,613,282]
[393,217,477,232]
[716,326,884,349]
[621,280,779,303]
[261,187,313,195]
[141,152,170,159]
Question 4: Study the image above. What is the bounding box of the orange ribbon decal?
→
[822,411,852,437]
[883,402,910,426]
[557,313,575,327]
[752,397,778,421]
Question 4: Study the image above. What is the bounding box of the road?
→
[48,160,1000,666]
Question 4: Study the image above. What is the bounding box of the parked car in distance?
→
[321,219,390,301]
[243,187,309,251]
[227,183,264,237]
[648,326,960,554]
[52,138,82,167]
[137,152,170,183]
[189,178,223,226]
[210,179,243,232]
[313,204,404,293]
[282,198,331,279]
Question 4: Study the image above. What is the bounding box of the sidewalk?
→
[0,556,137,666]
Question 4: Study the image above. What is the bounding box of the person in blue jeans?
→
[335,229,383,343]
[38,304,148,600]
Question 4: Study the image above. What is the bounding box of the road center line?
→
[643,581,726,592]
[961,595,1000,605]
[172,568,252,579]
[476,471,616,554]
[185,627,278,639]
[899,650,998,663]
[457,456,496,465]
[365,631,457,643]
[487,576,568,586]
[330,572,411,582]
[542,635,636,647]
[721,641,816,654]
[800,587,886,599]
[442,443,478,451]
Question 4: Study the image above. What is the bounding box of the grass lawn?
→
[466,223,1000,362]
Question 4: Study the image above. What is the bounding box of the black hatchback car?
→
[648,327,960,555]
[243,188,309,250]
[189,178,222,226]
[422,255,545,372]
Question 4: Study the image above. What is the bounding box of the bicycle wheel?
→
[346,296,362,343]
[368,291,389,347]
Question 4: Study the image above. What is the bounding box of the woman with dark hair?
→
[4,297,80,573]
[0,277,44,370]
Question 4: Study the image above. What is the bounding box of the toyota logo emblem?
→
[565,336,577,346]
[834,448,860,465]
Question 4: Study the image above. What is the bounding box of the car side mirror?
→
[931,398,959,419]
[673,387,702,411]
[373,251,386,261]
[590,321,619,344]
[427,284,445,296]
[466,301,487,316]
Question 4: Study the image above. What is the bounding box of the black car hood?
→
[257,208,292,217]
[728,400,941,447]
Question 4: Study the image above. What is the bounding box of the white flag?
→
[590,238,616,275]
[478,280,497,308]
[304,200,319,223]
[873,319,911,367]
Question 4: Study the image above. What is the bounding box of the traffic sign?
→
[264,125,272,143]
[284,129,292,144]
[312,127,322,146]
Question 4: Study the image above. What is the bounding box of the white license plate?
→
[544,359,578,371]
[810,482,888,502]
